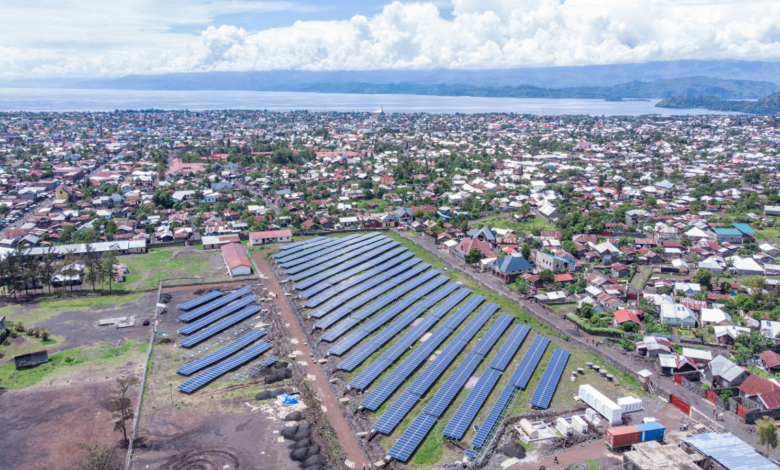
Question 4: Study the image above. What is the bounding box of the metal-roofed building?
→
[683,432,777,470]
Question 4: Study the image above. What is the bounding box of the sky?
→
[1,0,779,78]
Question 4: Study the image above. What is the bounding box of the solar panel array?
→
[387,413,438,462]
[423,353,485,418]
[302,252,416,304]
[278,234,373,267]
[290,240,398,285]
[283,235,387,272]
[313,265,434,329]
[335,282,461,373]
[359,294,483,410]
[372,392,420,434]
[528,348,570,409]
[176,329,267,375]
[320,274,446,342]
[274,237,345,263]
[508,335,550,389]
[177,290,223,311]
[177,286,253,322]
[178,295,256,335]
[306,257,421,316]
[326,278,454,349]
[470,383,516,449]
[177,340,273,393]
[179,305,262,348]
[344,286,468,386]
[440,323,530,440]
[273,236,327,256]
[471,313,514,356]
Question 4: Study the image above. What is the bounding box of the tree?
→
[465,248,483,265]
[104,220,118,239]
[81,440,120,470]
[109,377,140,443]
[757,415,778,458]
[152,189,174,209]
[576,303,594,319]
[83,244,101,290]
[101,251,119,291]
[539,269,555,285]
[521,244,531,260]
[693,269,712,291]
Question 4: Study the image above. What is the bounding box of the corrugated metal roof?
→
[684,433,777,470]
[682,347,713,361]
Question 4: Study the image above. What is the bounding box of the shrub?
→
[15,323,25,332]
[566,314,624,337]
[720,390,733,400]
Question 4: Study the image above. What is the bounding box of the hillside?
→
[656,93,780,114]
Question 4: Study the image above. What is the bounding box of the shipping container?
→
[556,417,572,436]
[617,396,643,413]
[579,384,623,425]
[605,426,640,449]
[571,415,588,433]
[634,421,665,443]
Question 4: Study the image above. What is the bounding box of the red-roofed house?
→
[249,230,293,246]
[613,309,642,326]
[221,243,252,277]
[759,350,780,373]
[452,238,493,261]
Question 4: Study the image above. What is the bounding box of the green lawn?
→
[485,217,555,235]
[0,292,145,326]
[113,248,230,291]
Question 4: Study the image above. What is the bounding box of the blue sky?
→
[0,0,778,78]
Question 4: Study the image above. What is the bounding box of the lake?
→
[0,88,736,116]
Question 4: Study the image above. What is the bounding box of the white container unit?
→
[571,415,588,433]
[556,417,573,436]
[617,396,643,413]
[578,384,623,425]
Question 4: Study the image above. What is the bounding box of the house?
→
[758,350,780,373]
[713,325,751,345]
[761,320,780,344]
[698,257,725,274]
[730,256,764,276]
[713,228,743,244]
[700,308,732,326]
[452,238,493,261]
[249,230,293,245]
[535,251,575,273]
[468,226,497,244]
[55,184,76,200]
[674,282,701,297]
[682,347,712,365]
[732,223,757,243]
[657,353,697,376]
[702,355,748,388]
[489,254,533,283]
[220,243,252,277]
[393,207,414,224]
[636,336,673,357]
[613,309,641,327]
[554,273,575,285]
[611,262,631,278]
[660,303,697,328]
[201,235,241,250]
[765,206,780,216]
[737,374,780,411]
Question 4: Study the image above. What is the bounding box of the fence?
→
[670,394,691,415]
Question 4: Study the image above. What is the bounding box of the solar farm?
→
[270,232,583,465]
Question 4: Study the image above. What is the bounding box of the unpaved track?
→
[253,250,367,469]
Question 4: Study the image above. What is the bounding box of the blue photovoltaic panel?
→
[288,238,397,279]
[283,234,387,272]
[509,335,550,389]
[274,236,327,255]
[327,329,370,356]
[177,290,222,310]
[274,237,344,263]
[348,357,392,390]
[313,265,432,329]
[443,368,502,440]
[388,413,438,462]
[177,341,273,393]
[454,303,500,344]
[529,348,570,409]
[470,313,513,357]
[441,295,485,328]
[179,305,261,348]
[405,339,469,396]
[176,329,267,375]
[471,383,514,449]
[302,252,415,303]
[320,318,360,342]
[178,295,256,335]
[279,234,369,268]
[489,324,531,372]
[372,392,419,434]
[263,356,279,366]
[359,373,407,410]
[177,286,253,322]
[306,257,420,315]
[423,352,484,418]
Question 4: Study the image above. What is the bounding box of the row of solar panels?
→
[288,238,397,282]
[279,233,380,268]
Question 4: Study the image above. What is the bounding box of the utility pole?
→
[169,383,173,409]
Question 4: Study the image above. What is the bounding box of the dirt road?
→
[253,250,367,469]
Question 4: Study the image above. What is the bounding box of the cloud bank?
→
[1,0,780,78]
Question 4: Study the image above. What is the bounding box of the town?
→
[1,109,780,470]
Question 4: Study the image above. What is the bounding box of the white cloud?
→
[1,0,780,78]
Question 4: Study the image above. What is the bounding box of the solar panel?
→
[387,413,438,462]
[443,368,502,440]
[441,295,485,328]
[312,264,432,329]
[406,338,469,396]
[179,305,262,348]
[528,348,570,409]
[274,236,327,256]
[177,295,256,335]
[423,352,484,418]
[488,324,531,372]
[293,245,405,295]
[177,341,273,393]
[454,303,499,344]
[359,373,407,410]
[177,290,223,310]
[351,271,444,321]
[306,258,421,315]
[263,356,279,366]
[508,335,550,389]
[274,237,345,263]
[279,234,371,268]
[176,329,267,375]
[471,383,515,449]
[177,286,253,322]
[369,392,418,434]
[470,312,513,357]
[288,238,397,280]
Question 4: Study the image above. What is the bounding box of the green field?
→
[0,292,145,326]
[113,248,231,291]
[484,217,555,234]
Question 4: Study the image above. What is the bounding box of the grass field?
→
[0,340,146,389]
[484,217,555,234]
[112,248,231,291]
[0,292,145,326]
